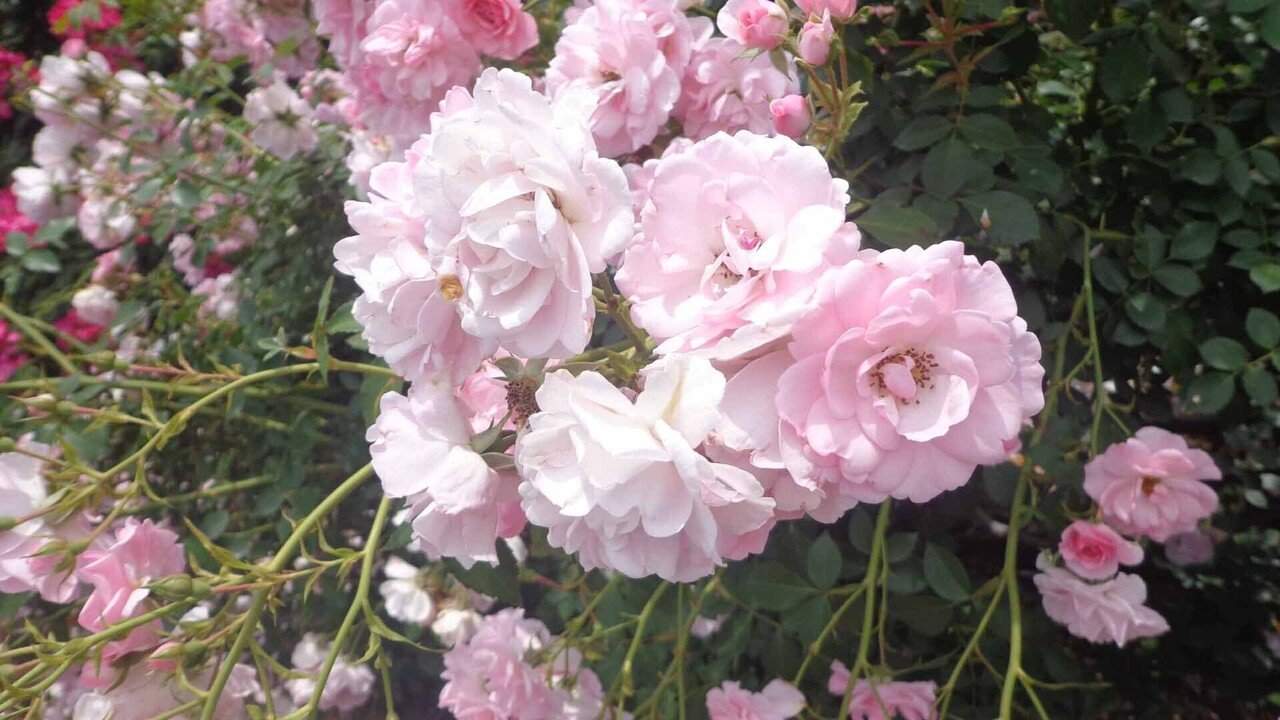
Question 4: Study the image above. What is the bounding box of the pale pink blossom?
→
[439,608,608,718]
[1033,555,1169,647]
[243,79,317,160]
[675,35,799,139]
[618,131,858,363]
[770,94,811,137]
[312,0,375,68]
[458,359,515,433]
[450,0,539,60]
[409,69,635,358]
[72,663,256,720]
[71,284,118,326]
[368,384,523,566]
[798,11,833,65]
[351,0,481,147]
[515,354,775,581]
[285,634,376,713]
[717,0,788,50]
[0,440,89,603]
[827,662,936,720]
[797,0,857,21]
[547,0,701,156]
[690,613,728,638]
[706,679,804,719]
[335,139,497,383]
[76,519,186,677]
[747,241,1045,519]
[1058,520,1143,581]
[379,555,436,625]
[1083,427,1221,542]
[1164,530,1214,566]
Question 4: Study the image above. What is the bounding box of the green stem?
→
[936,578,1007,716]
[839,500,893,718]
[996,471,1029,719]
[198,464,375,720]
[612,583,670,714]
[291,497,392,718]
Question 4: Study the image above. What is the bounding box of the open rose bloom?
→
[1084,426,1221,542]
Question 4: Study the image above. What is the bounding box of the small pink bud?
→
[798,11,834,65]
[770,95,811,138]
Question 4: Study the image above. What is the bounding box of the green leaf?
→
[199,509,230,540]
[923,543,971,602]
[807,532,842,590]
[1261,4,1280,49]
[1246,308,1280,348]
[885,532,919,563]
[1044,0,1100,39]
[1200,337,1249,371]
[960,114,1019,152]
[1127,100,1167,150]
[1184,372,1236,414]
[0,592,34,618]
[848,508,874,554]
[1169,222,1217,261]
[1250,263,1280,293]
[1153,264,1201,297]
[963,191,1039,245]
[1125,292,1167,330]
[857,203,938,249]
[739,564,814,611]
[1242,367,1278,406]
[893,115,952,151]
[1099,38,1150,102]
[20,249,60,274]
[922,139,978,199]
[1227,0,1271,13]
[1179,149,1222,186]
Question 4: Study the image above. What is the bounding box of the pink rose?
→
[706,679,804,719]
[675,36,800,139]
[718,0,788,51]
[76,518,186,678]
[1058,520,1143,580]
[515,355,775,582]
[546,0,700,156]
[334,147,498,385]
[617,131,859,363]
[828,662,937,720]
[1083,427,1221,542]
[797,11,833,65]
[1164,530,1215,566]
[440,608,606,717]
[770,94,811,137]
[368,384,524,567]
[743,241,1044,520]
[797,0,857,21]
[450,0,538,60]
[1033,556,1169,647]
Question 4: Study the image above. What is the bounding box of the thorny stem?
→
[288,496,393,719]
[198,463,375,720]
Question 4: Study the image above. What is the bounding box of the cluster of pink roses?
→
[341,54,1047,585]
[310,0,538,153]
[1034,427,1222,646]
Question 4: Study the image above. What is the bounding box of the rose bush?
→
[0,0,1277,718]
